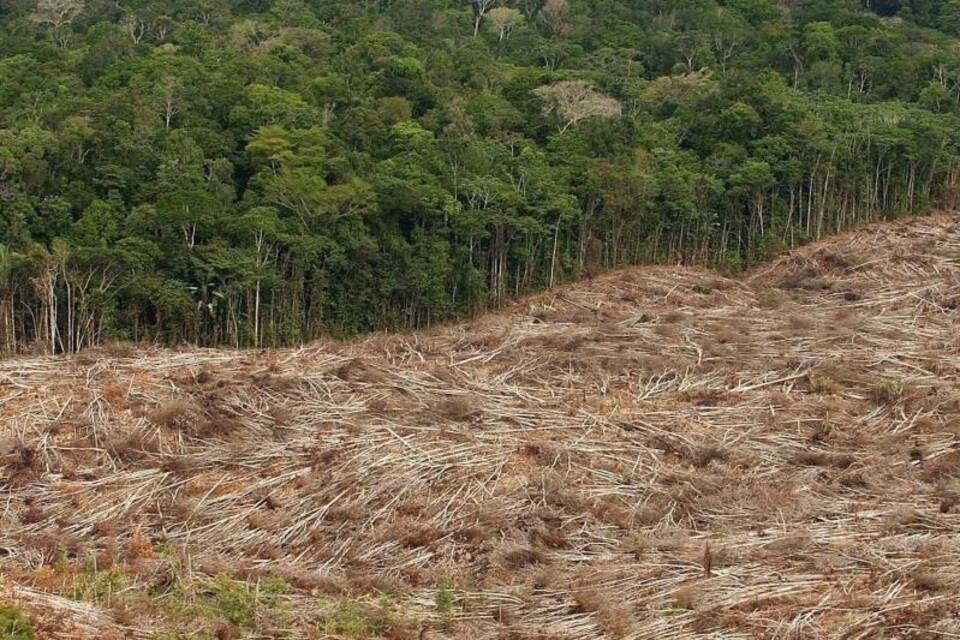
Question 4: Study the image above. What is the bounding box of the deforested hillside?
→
[2,213,960,639]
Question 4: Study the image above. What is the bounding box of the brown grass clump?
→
[280,567,347,594]
[790,449,855,469]
[496,544,545,569]
[687,389,727,407]
[777,266,834,291]
[345,570,406,595]
[920,451,960,482]
[108,428,167,462]
[99,340,138,359]
[672,585,701,610]
[378,517,442,549]
[808,374,838,395]
[93,519,121,537]
[2,442,41,485]
[530,566,562,592]
[335,357,384,383]
[246,512,283,532]
[251,373,298,391]
[435,396,478,422]
[530,524,568,549]
[653,324,679,338]
[536,307,595,324]
[146,398,196,427]
[757,287,785,309]
[840,289,863,302]
[787,314,815,331]
[883,506,932,533]
[761,532,811,558]
[815,248,855,271]
[911,571,948,592]
[570,588,604,614]
[461,332,505,350]
[692,445,727,468]
[324,502,367,525]
[571,590,635,637]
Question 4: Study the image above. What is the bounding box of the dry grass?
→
[145,397,196,427]
[1,213,960,638]
[434,396,478,422]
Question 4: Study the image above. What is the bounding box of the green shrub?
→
[208,575,258,627]
[324,601,378,638]
[164,574,291,629]
[71,567,128,604]
[0,605,34,640]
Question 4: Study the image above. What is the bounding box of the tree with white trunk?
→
[487,7,524,40]
[534,80,622,133]
[468,0,498,37]
[30,0,84,29]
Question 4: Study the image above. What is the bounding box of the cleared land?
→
[2,214,960,639]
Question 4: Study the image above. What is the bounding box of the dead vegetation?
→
[2,214,960,638]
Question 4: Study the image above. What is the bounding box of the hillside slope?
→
[2,214,960,639]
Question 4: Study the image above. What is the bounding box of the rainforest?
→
[2,0,960,350]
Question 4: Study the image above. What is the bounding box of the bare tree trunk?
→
[254,279,261,348]
[549,218,560,288]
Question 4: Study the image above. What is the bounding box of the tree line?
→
[2,0,960,351]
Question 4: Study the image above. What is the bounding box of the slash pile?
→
[2,214,959,639]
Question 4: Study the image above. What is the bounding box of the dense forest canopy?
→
[2,0,960,350]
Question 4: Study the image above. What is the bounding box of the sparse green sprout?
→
[433,580,459,629]
[0,605,34,640]
[810,421,833,444]
[434,581,455,613]
[869,378,905,404]
[154,542,176,556]
[810,375,837,394]
[70,567,128,605]
[324,601,378,638]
